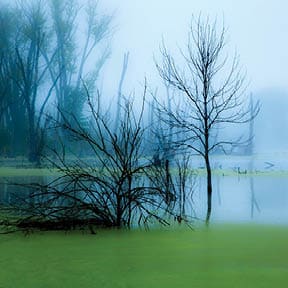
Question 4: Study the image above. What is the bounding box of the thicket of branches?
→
[0,86,195,232]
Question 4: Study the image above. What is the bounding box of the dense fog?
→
[100,0,288,154]
[1,0,288,228]
[100,0,288,91]
[1,0,288,156]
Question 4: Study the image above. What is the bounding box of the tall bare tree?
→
[13,0,56,164]
[0,0,112,161]
[0,6,24,155]
[156,16,259,225]
[47,0,112,123]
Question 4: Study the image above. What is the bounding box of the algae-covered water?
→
[0,226,287,288]
[0,155,287,287]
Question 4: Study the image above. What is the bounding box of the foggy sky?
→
[3,0,288,153]
[99,0,288,94]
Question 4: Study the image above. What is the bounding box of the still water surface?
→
[1,155,288,225]
[194,175,288,225]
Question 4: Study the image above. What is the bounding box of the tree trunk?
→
[28,115,37,163]
[116,194,122,228]
[205,155,212,226]
[126,174,132,229]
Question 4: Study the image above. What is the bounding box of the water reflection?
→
[202,174,288,225]
[0,173,287,225]
[0,176,49,205]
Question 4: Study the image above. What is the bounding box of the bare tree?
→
[47,0,112,122]
[0,6,25,156]
[114,52,129,133]
[13,0,58,164]
[156,16,259,225]
[1,84,187,232]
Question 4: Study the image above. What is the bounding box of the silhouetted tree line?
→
[0,0,111,164]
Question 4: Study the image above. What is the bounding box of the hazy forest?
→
[0,1,288,287]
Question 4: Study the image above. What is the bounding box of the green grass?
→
[2,166,288,178]
[0,167,58,177]
[0,225,288,287]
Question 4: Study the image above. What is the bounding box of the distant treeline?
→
[0,0,111,163]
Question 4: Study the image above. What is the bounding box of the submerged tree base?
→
[0,217,113,234]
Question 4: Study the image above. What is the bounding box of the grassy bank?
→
[1,166,288,178]
[0,167,57,177]
[0,225,287,287]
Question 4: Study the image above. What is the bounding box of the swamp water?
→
[0,155,287,225]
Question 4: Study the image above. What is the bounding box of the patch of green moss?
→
[0,225,287,288]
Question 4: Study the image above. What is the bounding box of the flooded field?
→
[1,155,287,225]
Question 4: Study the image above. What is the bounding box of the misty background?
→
[100,0,288,91]
[96,0,288,153]
[1,0,288,227]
